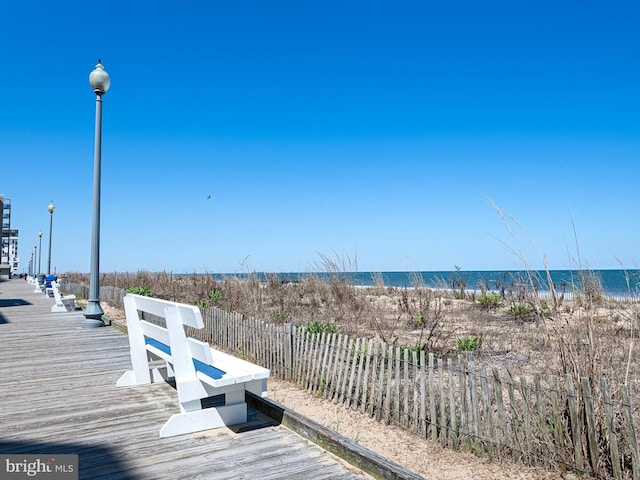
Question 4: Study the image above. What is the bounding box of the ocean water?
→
[211,269,640,297]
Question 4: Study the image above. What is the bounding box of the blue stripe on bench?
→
[145,338,226,380]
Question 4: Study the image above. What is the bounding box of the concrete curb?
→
[246,391,425,480]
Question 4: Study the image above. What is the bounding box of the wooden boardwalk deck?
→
[0,279,371,480]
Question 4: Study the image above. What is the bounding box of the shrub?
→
[401,343,429,357]
[126,285,153,297]
[508,302,531,317]
[477,292,501,309]
[208,287,223,304]
[456,335,481,352]
[305,320,339,335]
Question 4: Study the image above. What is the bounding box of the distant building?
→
[0,195,19,279]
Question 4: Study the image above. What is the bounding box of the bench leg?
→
[62,300,76,311]
[159,403,247,437]
[51,302,76,313]
[117,367,166,387]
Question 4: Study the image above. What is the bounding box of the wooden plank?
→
[533,373,546,460]
[601,378,622,479]
[402,348,409,428]
[448,358,458,448]
[469,360,480,443]
[308,332,323,393]
[520,377,532,459]
[549,375,564,461]
[565,374,584,471]
[350,338,365,409]
[506,370,523,461]
[429,353,437,441]
[459,355,468,448]
[359,340,373,413]
[394,347,401,425]
[621,385,640,480]
[411,350,419,433]
[301,330,313,390]
[438,358,447,445]
[580,377,599,475]
[323,333,339,400]
[284,322,294,382]
[319,331,334,396]
[333,335,349,403]
[420,351,427,439]
[375,343,388,421]
[326,334,348,400]
[480,366,493,454]
[367,342,381,417]
[296,327,309,387]
[384,346,394,425]
[344,338,360,407]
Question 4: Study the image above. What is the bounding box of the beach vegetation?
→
[208,286,223,304]
[305,320,339,335]
[126,285,153,296]
[477,292,501,309]
[274,308,290,322]
[400,342,429,357]
[507,302,531,317]
[450,265,466,299]
[456,335,481,352]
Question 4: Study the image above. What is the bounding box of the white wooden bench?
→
[50,281,77,312]
[32,277,45,293]
[117,294,270,437]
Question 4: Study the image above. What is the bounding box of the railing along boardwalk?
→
[0,280,373,480]
[65,280,640,479]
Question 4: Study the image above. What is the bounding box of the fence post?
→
[284,322,293,382]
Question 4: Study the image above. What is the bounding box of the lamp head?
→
[89,59,111,95]
[48,200,55,214]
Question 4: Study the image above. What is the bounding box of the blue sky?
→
[2,1,639,274]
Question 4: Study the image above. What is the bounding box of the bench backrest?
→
[125,294,203,328]
[50,281,64,303]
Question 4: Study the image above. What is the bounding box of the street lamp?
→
[84,59,110,328]
[47,200,55,274]
[38,230,43,276]
[33,243,39,291]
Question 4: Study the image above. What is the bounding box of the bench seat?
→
[145,338,227,381]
